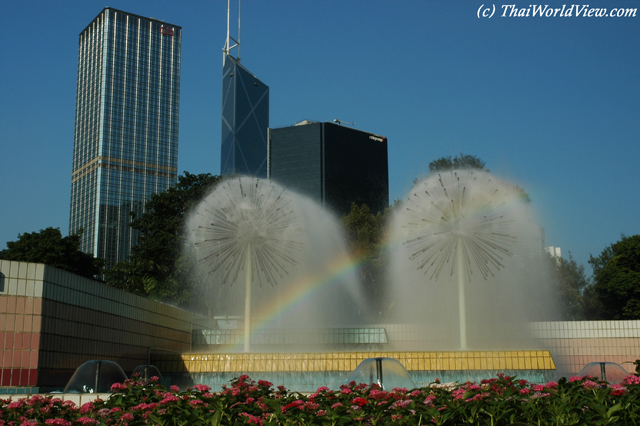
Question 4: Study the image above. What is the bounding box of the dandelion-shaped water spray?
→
[398,170,518,349]
[191,177,304,352]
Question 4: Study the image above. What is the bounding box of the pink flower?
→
[245,397,255,404]
[391,414,402,421]
[240,412,263,425]
[189,399,204,406]
[162,395,180,404]
[80,402,94,414]
[340,388,352,395]
[170,385,180,392]
[317,386,329,393]
[282,400,304,412]
[258,380,273,387]
[304,401,320,411]
[390,399,412,409]
[622,375,640,385]
[331,402,343,409]
[7,401,24,409]
[110,382,127,392]
[316,409,327,416]
[193,384,211,392]
[532,385,544,392]
[110,407,122,413]
[369,389,389,400]
[583,380,599,390]
[411,390,421,397]
[76,418,99,425]
[519,388,530,395]
[120,413,134,422]
[424,395,437,407]
[545,381,558,389]
[568,376,584,382]
[27,395,45,406]
[45,420,70,426]
[452,388,466,400]
[610,384,626,396]
[351,397,368,406]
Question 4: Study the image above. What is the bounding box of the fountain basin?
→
[152,350,556,391]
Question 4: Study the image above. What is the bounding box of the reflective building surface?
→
[220,55,269,177]
[69,8,181,268]
[268,121,389,215]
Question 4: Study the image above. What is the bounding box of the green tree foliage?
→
[341,203,394,316]
[547,252,597,320]
[105,172,223,310]
[589,234,640,320]
[428,153,487,173]
[426,153,530,202]
[0,227,104,279]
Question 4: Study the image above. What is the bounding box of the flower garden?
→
[2,372,640,425]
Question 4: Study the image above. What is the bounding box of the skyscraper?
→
[70,8,181,269]
[268,120,389,215]
[220,2,269,177]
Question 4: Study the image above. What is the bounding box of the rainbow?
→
[221,249,376,352]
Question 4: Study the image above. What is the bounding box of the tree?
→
[589,234,640,320]
[342,203,386,255]
[428,153,487,173]
[105,172,224,309]
[426,153,530,202]
[546,252,595,320]
[0,227,104,279]
[341,203,394,317]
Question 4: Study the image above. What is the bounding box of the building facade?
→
[220,54,269,177]
[268,121,389,216]
[69,8,181,269]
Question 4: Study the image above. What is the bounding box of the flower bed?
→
[2,373,640,425]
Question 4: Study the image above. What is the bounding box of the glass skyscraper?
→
[220,54,269,177]
[70,8,181,269]
[269,121,389,216]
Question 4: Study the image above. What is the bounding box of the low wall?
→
[0,260,204,393]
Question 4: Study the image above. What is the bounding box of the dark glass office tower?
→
[70,8,181,269]
[268,121,389,215]
[220,55,269,177]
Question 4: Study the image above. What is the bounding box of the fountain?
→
[158,172,559,391]
[387,169,557,351]
[187,177,365,352]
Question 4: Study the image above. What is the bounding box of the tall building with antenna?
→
[220,1,270,177]
[70,8,181,269]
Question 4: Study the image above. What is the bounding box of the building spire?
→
[223,0,241,64]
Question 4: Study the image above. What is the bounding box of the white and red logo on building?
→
[160,26,174,36]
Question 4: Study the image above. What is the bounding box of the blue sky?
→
[1,0,638,274]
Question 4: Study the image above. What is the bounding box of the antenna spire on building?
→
[223,0,241,64]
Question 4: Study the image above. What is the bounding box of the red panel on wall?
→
[20,369,29,386]
[0,369,10,386]
[28,368,37,386]
[11,369,20,386]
